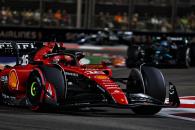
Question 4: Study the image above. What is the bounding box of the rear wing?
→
[0,41,43,66]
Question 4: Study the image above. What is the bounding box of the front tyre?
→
[26,70,44,111]
[131,66,166,115]
[27,66,66,111]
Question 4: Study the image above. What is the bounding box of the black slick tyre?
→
[26,70,44,111]
[130,66,166,115]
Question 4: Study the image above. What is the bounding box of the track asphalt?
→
[0,67,195,130]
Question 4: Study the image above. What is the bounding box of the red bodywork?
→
[0,43,128,106]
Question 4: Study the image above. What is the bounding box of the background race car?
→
[76,29,132,46]
[126,33,193,68]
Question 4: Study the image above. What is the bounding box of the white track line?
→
[160,96,195,122]
[158,108,195,122]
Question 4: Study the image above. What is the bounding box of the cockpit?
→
[45,53,78,66]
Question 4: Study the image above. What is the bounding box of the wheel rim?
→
[30,82,37,97]
[28,76,42,105]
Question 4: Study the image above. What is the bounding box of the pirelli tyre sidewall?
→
[27,70,44,111]
[131,66,166,115]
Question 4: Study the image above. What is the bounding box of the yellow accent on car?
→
[95,75,108,80]
[8,70,18,89]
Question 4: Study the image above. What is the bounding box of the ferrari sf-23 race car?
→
[0,42,180,115]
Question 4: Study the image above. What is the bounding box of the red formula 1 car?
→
[0,42,180,115]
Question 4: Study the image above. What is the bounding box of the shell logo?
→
[8,69,19,89]
[95,75,109,80]
[121,98,125,102]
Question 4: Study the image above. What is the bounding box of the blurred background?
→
[1,0,195,67]
[0,0,195,32]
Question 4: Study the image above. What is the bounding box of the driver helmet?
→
[64,55,74,65]
[64,55,73,61]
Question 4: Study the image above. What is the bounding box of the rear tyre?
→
[130,66,166,115]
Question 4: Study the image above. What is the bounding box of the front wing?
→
[58,82,180,109]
